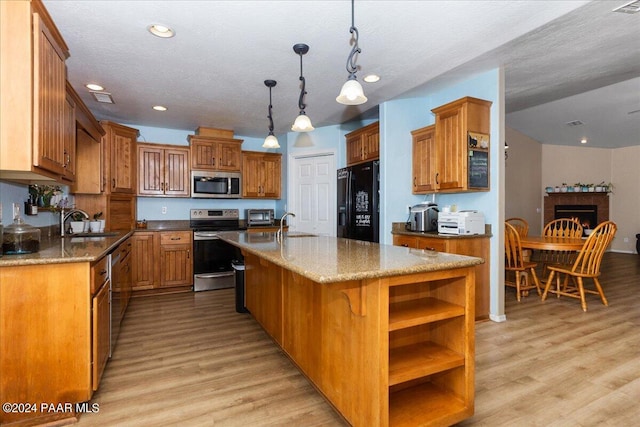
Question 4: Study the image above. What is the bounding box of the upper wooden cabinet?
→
[414,97,491,194]
[0,0,71,182]
[61,90,76,183]
[188,135,242,171]
[411,125,436,193]
[138,143,190,197]
[242,151,282,199]
[345,121,379,166]
[101,121,139,194]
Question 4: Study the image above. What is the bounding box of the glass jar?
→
[2,217,41,254]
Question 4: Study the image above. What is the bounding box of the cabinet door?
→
[72,129,103,194]
[132,232,157,290]
[32,13,66,176]
[107,194,136,231]
[217,141,241,171]
[435,107,465,191]
[241,152,262,198]
[362,126,379,162]
[164,147,190,196]
[392,235,419,248]
[159,231,192,288]
[190,140,216,169]
[412,125,437,193]
[92,279,110,391]
[120,238,132,314]
[110,127,137,193]
[261,153,281,199]
[61,92,76,182]
[138,145,164,195]
[346,134,364,166]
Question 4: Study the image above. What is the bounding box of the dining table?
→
[519,235,585,251]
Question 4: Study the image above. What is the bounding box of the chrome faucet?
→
[60,207,89,236]
[276,212,295,242]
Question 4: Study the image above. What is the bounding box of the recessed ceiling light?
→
[148,24,175,38]
[363,74,380,83]
[580,138,588,144]
[85,83,104,91]
[152,105,167,111]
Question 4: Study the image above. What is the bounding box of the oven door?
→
[193,233,241,291]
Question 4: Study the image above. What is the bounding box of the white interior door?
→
[289,153,335,236]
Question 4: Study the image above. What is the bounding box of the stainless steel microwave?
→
[191,170,241,198]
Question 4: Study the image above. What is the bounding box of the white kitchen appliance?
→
[438,210,485,235]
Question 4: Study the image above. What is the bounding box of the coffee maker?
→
[407,203,439,232]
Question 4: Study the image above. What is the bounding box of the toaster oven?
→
[246,209,274,226]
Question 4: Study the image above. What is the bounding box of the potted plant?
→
[573,183,582,192]
[561,183,568,192]
[90,212,103,233]
[69,212,86,234]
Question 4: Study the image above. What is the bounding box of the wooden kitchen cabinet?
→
[138,143,190,197]
[189,135,243,171]
[132,230,193,292]
[61,89,77,183]
[159,231,193,287]
[102,121,139,194]
[131,231,158,291]
[412,97,491,194]
[241,151,282,199]
[0,0,71,182]
[393,233,490,321]
[411,125,437,193]
[346,121,379,166]
[91,255,110,391]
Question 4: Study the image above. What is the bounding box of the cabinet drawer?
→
[393,235,419,248]
[91,256,110,295]
[160,231,192,245]
[415,238,448,252]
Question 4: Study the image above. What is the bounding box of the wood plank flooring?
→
[77,253,640,426]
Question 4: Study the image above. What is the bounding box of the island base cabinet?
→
[244,252,475,427]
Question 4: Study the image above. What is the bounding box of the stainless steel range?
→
[190,208,243,292]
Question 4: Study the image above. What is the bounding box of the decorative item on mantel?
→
[545,182,613,193]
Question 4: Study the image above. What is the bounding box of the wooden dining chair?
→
[505,217,529,238]
[537,218,584,273]
[504,222,541,301]
[541,221,617,311]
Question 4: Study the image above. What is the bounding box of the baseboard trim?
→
[489,313,507,322]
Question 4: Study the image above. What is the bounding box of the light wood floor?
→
[77,253,640,426]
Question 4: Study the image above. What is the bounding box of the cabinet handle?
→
[424,246,436,251]
[187,250,190,259]
[99,269,108,276]
[435,173,439,185]
[112,178,116,189]
[401,244,409,247]
[413,177,416,187]
[170,237,181,240]
[212,157,216,166]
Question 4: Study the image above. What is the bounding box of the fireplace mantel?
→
[544,192,610,225]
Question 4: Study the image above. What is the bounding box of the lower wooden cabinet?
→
[393,233,490,321]
[132,230,193,292]
[92,277,110,391]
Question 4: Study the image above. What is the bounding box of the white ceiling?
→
[43,0,640,148]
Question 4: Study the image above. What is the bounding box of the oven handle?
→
[193,234,220,241]
[194,272,235,279]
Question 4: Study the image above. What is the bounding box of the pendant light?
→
[291,43,314,132]
[336,0,367,105]
[262,80,280,148]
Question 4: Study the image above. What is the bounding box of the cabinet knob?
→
[401,244,408,247]
[424,246,436,251]
[99,269,107,276]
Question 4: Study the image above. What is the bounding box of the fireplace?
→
[555,204,597,233]
[544,193,609,230]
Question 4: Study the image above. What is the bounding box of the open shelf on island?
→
[389,342,464,386]
[389,381,471,427]
[389,297,464,331]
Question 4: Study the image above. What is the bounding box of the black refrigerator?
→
[337,160,380,242]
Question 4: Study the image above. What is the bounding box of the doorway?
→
[288,152,336,236]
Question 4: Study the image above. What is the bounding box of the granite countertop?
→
[390,222,492,238]
[0,231,132,267]
[217,231,484,284]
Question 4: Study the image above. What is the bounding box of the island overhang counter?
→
[217,231,483,427]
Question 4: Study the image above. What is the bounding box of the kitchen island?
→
[218,231,483,427]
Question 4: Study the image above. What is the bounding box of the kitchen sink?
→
[67,232,120,238]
